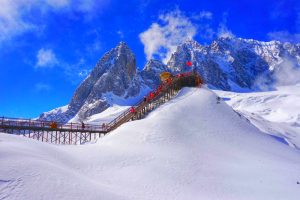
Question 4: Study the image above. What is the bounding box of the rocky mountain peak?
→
[167,39,207,73]
[181,39,203,49]
[143,59,167,71]
[39,42,145,123]
[116,41,132,56]
[141,59,168,89]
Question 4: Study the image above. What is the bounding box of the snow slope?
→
[68,86,150,124]
[69,105,130,125]
[1,88,300,200]
[215,85,300,149]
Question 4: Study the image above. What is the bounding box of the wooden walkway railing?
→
[0,72,203,144]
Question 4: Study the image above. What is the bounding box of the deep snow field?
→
[1,88,300,200]
[215,84,300,149]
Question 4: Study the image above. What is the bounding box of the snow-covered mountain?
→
[39,37,300,123]
[2,88,300,199]
[140,59,169,89]
[39,42,150,123]
[167,38,300,91]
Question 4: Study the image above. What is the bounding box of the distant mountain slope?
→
[215,84,300,149]
[2,88,300,199]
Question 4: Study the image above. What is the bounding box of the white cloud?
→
[0,0,100,45]
[217,13,235,39]
[218,24,235,39]
[254,57,300,90]
[46,0,70,9]
[268,31,300,43]
[73,0,111,20]
[273,58,300,86]
[139,9,197,63]
[36,48,58,67]
[192,11,213,20]
[34,48,89,84]
[0,0,71,43]
[76,0,95,12]
[0,0,33,42]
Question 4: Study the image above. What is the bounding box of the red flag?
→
[186,61,192,67]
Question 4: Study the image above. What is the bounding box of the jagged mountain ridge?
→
[167,37,300,90]
[39,37,300,123]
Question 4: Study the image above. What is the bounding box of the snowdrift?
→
[1,88,300,200]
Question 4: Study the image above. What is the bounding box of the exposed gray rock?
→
[167,40,230,90]
[39,42,144,123]
[140,59,169,89]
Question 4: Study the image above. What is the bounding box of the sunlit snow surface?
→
[68,87,150,124]
[215,84,300,149]
[69,105,130,125]
[1,88,300,200]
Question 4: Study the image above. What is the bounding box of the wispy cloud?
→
[34,83,52,92]
[192,11,213,20]
[254,57,300,90]
[273,58,300,86]
[217,12,235,39]
[46,0,70,9]
[0,0,71,43]
[36,48,58,67]
[63,58,92,84]
[0,0,35,43]
[34,47,90,84]
[268,31,300,43]
[117,30,125,39]
[268,2,300,43]
[0,0,102,45]
[139,8,200,63]
[139,8,217,63]
[84,29,102,53]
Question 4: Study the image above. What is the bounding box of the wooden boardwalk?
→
[0,72,203,145]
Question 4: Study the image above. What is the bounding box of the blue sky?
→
[0,0,299,118]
